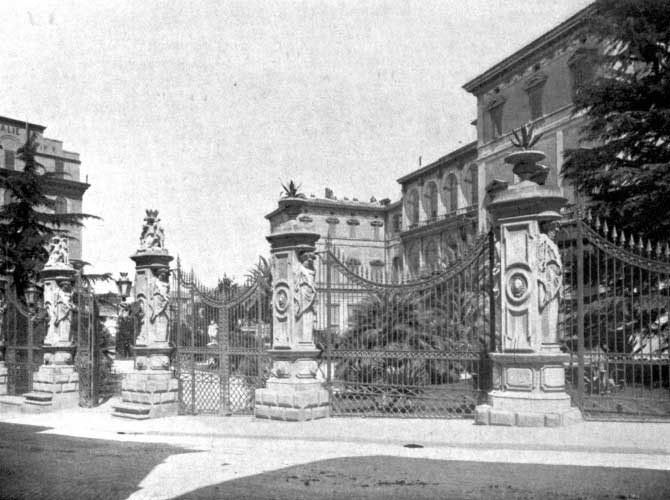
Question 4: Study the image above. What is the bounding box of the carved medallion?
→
[509,273,528,298]
[274,283,290,317]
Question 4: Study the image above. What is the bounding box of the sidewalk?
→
[1,399,669,499]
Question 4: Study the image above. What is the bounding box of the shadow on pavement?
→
[175,455,670,500]
[0,422,194,500]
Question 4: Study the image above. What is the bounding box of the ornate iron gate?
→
[3,291,46,395]
[172,263,271,415]
[558,212,670,420]
[316,234,495,418]
[73,282,102,407]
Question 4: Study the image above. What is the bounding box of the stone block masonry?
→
[23,365,80,412]
[112,371,179,420]
[0,363,7,396]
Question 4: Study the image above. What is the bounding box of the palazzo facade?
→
[0,116,89,263]
[267,6,597,282]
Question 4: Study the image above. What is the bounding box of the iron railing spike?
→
[665,243,670,259]
[629,234,635,249]
[603,221,609,236]
[611,226,618,241]
[619,230,625,246]
[585,209,592,223]
[595,215,601,230]
[646,240,652,254]
[638,235,645,252]
[656,242,663,258]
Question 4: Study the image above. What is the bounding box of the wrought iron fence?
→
[315,233,495,418]
[3,290,46,396]
[172,262,271,415]
[558,213,670,420]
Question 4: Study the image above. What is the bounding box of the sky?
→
[1,0,592,287]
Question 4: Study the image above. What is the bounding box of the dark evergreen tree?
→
[0,128,97,300]
[563,0,670,238]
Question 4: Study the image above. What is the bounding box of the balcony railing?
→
[402,205,477,233]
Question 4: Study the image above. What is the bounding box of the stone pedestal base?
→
[0,362,7,396]
[42,345,77,366]
[132,345,173,371]
[23,365,79,411]
[255,350,329,421]
[475,352,582,427]
[112,370,178,420]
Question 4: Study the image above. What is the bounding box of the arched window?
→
[55,197,67,214]
[407,242,420,277]
[405,189,419,226]
[392,256,403,281]
[424,238,439,270]
[463,165,478,207]
[424,182,438,219]
[444,174,458,213]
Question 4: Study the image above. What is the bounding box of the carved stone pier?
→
[24,237,80,411]
[475,128,582,427]
[254,217,329,421]
[113,210,178,419]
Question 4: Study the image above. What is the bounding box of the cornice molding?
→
[462,5,593,95]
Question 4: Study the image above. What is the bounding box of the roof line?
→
[462,4,593,94]
[397,141,477,184]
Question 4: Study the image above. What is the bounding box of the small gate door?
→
[74,283,99,407]
[3,291,46,395]
[173,265,270,415]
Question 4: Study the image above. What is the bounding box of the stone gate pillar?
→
[24,237,80,410]
[113,209,178,419]
[475,127,582,427]
[255,201,329,421]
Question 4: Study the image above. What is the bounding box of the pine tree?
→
[0,128,97,300]
[562,0,670,238]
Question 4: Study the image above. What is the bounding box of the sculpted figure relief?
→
[52,281,75,344]
[46,237,69,268]
[537,222,563,345]
[139,209,165,251]
[294,251,316,344]
[149,269,170,343]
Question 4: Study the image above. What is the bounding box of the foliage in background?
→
[0,130,97,300]
[563,0,670,239]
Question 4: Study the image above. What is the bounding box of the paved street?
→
[1,402,670,499]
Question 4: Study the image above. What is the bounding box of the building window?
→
[424,238,439,271]
[406,189,419,226]
[569,48,597,100]
[55,197,67,214]
[528,85,544,120]
[371,220,383,240]
[445,174,458,213]
[392,256,403,281]
[524,73,547,121]
[392,214,402,233]
[347,219,359,239]
[463,165,478,207]
[489,103,504,139]
[4,150,15,170]
[424,181,438,219]
[407,242,420,277]
[55,159,64,175]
